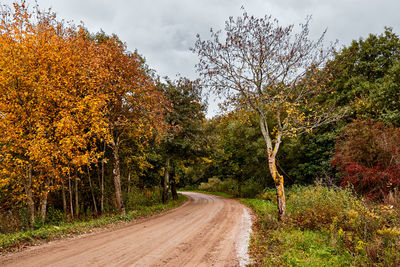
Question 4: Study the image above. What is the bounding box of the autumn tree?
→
[0,1,112,224]
[0,2,72,226]
[193,12,339,219]
[92,33,168,213]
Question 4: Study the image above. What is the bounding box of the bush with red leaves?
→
[333,119,400,200]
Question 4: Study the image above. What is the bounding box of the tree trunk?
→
[112,137,125,214]
[96,161,101,213]
[275,177,286,220]
[75,175,79,217]
[40,180,50,225]
[259,114,286,220]
[87,165,98,215]
[170,177,178,200]
[162,156,170,204]
[68,174,74,218]
[238,179,242,198]
[61,180,67,215]
[25,164,35,229]
[101,141,106,213]
[68,169,74,219]
[127,172,131,194]
[269,157,286,220]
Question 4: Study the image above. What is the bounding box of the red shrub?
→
[333,119,400,200]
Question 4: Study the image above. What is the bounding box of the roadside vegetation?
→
[245,185,400,266]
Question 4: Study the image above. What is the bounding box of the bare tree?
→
[193,11,339,220]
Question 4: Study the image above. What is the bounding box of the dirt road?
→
[0,192,252,267]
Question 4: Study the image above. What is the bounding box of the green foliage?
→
[45,207,66,226]
[331,28,400,126]
[125,187,164,208]
[198,177,237,195]
[158,78,207,161]
[240,179,264,198]
[214,112,271,188]
[278,125,340,185]
[197,177,263,198]
[191,111,271,197]
[257,188,277,202]
[274,28,400,187]
[241,198,278,230]
[159,77,206,155]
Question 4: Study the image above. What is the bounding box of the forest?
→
[0,1,399,266]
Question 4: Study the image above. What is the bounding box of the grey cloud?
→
[1,0,399,116]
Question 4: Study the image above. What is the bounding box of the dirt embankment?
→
[0,192,252,266]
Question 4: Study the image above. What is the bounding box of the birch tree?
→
[193,12,338,220]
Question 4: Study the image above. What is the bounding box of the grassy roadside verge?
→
[240,185,400,266]
[240,198,352,266]
[0,194,187,253]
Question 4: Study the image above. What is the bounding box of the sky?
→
[1,0,399,117]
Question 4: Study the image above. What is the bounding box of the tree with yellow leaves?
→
[90,32,169,213]
[0,1,111,225]
[0,1,168,224]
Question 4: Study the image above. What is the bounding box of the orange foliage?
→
[0,1,168,212]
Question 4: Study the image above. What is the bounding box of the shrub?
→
[248,183,400,265]
[0,209,21,233]
[125,187,164,210]
[198,177,222,191]
[45,207,66,226]
[241,198,279,230]
[257,188,277,202]
[288,184,357,230]
[240,179,263,198]
[333,119,400,200]
[198,177,237,194]
[287,184,400,264]
[218,179,238,194]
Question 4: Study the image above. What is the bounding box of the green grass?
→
[240,198,276,215]
[0,194,187,253]
[240,198,353,266]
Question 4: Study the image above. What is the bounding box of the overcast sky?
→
[2,0,399,117]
